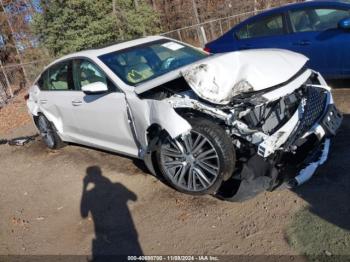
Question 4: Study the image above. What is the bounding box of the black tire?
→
[36,114,65,149]
[156,117,235,195]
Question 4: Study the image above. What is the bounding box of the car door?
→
[69,58,138,157]
[286,7,350,78]
[37,60,80,141]
[233,13,291,51]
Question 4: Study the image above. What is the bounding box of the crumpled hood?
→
[181,49,309,105]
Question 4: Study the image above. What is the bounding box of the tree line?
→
[0,0,161,65]
[0,0,300,66]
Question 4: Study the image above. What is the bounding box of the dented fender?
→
[27,85,66,137]
[26,85,41,117]
[125,93,192,154]
[27,85,65,136]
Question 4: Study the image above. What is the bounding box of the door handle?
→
[40,99,47,105]
[294,40,311,46]
[72,100,82,106]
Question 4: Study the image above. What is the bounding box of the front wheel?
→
[157,118,235,195]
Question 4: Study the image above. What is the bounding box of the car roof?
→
[240,1,350,24]
[50,35,167,66]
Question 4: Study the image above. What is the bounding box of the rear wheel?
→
[37,114,65,149]
[157,118,235,195]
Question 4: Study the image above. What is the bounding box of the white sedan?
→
[27,36,342,200]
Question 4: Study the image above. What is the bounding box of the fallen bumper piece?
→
[216,138,332,202]
[215,97,342,201]
[288,139,330,187]
[7,135,38,146]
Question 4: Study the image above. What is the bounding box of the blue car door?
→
[286,7,350,78]
[233,13,291,51]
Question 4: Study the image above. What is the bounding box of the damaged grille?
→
[292,86,327,140]
[243,92,300,135]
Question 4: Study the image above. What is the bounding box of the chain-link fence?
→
[0,59,50,107]
[161,9,259,47]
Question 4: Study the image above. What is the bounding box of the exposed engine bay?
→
[138,67,342,201]
[139,69,322,154]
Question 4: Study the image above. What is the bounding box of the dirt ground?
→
[0,86,349,259]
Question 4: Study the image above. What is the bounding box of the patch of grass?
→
[287,208,350,262]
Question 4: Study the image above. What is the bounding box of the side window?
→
[290,8,350,32]
[47,61,72,91]
[73,59,108,90]
[37,70,49,90]
[236,14,285,39]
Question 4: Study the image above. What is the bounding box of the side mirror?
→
[338,17,350,30]
[81,82,108,94]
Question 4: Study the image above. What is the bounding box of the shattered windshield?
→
[99,39,208,85]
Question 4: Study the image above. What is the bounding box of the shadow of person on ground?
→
[80,166,143,261]
[293,114,350,231]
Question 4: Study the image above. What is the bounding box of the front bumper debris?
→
[321,104,343,136]
[216,85,343,202]
[287,139,330,188]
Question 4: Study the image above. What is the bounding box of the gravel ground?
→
[0,87,349,259]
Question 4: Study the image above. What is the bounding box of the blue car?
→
[205,1,350,79]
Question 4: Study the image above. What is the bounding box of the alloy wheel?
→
[160,131,220,192]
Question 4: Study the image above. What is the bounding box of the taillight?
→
[204,47,211,53]
[24,93,29,100]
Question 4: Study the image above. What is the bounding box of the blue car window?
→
[236,14,285,39]
[290,8,350,32]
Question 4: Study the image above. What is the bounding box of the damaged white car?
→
[27,36,342,201]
